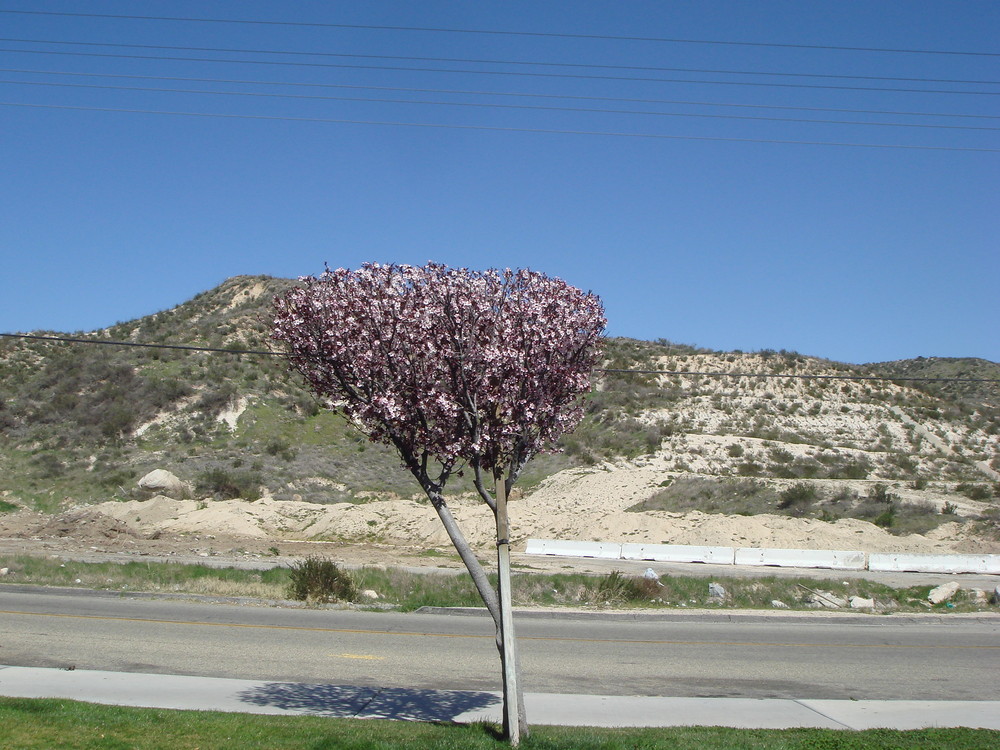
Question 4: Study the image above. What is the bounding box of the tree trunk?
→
[425,485,527,744]
[427,491,500,625]
[495,473,528,744]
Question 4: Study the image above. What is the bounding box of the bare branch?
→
[472,460,498,513]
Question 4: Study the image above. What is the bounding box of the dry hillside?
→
[1,276,997,560]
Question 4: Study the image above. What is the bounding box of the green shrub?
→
[595,571,661,604]
[869,484,897,505]
[956,483,991,501]
[769,447,794,464]
[832,458,872,480]
[264,437,296,462]
[777,483,817,510]
[30,452,65,479]
[195,468,262,500]
[874,504,897,528]
[287,556,358,603]
[195,382,237,414]
[596,570,633,603]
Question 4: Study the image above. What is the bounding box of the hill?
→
[0,275,997,558]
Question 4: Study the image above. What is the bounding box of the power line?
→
[2,9,997,58]
[7,67,996,121]
[5,101,997,152]
[9,78,997,132]
[4,333,998,384]
[4,47,998,96]
[5,37,1000,86]
[0,332,281,358]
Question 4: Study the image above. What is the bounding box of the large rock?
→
[928,581,961,605]
[970,589,989,605]
[138,469,188,499]
[806,591,847,608]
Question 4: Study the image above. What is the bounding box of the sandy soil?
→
[1,456,994,571]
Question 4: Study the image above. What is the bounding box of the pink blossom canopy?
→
[271,262,606,476]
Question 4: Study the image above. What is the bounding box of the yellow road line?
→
[2,609,997,650]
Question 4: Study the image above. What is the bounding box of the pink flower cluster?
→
[271,263,606,477]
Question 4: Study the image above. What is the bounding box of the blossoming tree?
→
[271,262,605,743]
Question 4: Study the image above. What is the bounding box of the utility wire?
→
[5,37,999,86]
[0,332,281,358]
[7,67,996,121]
[3,333,998,384]
[3,47,999,97]
[9,78,997,132]
[5,102,997,152]
[2,10,997,58]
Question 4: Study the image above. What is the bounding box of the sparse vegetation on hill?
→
[1,275,997,550]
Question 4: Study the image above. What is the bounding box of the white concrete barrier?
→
[735,548,867,571]
[524,538,999,576]
[868,553,1000,575]
[523,539,623,560]
[620,543,735,565]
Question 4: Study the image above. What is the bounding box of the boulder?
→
[806,591,846,608]
[928,581,961,605]
[708,582,727,599]
[849,596,875,609]
[361,589,380,600]
[970,589,988,605]
[770,600,789,609]
[138,469,188,499]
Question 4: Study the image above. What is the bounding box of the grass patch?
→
[628,477,779,515]
[417,548,457,558]
[195,467,264,501]
[627,477,962,535]
[0,556,291,598]
[0,499,19,513]
[2,698,998,749]
[508,570,984,612]
[353,566,486,611]
[2,556,995,614]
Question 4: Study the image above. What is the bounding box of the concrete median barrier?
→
[868,553,1000,574]
[620,543,735,565]
[735,547,867,570]
[523,539,623,559]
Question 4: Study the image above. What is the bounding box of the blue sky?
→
[1,1,997,364]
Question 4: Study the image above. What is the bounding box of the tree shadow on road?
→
[237,682,500,722]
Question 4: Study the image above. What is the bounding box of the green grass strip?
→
[1,698,998,750]
[2,553,994,613]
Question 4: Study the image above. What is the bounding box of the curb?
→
[414,604,1000,625]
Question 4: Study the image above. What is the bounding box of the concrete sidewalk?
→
[2,665,999,731]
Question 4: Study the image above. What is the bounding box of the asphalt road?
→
[1,587,997,701]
